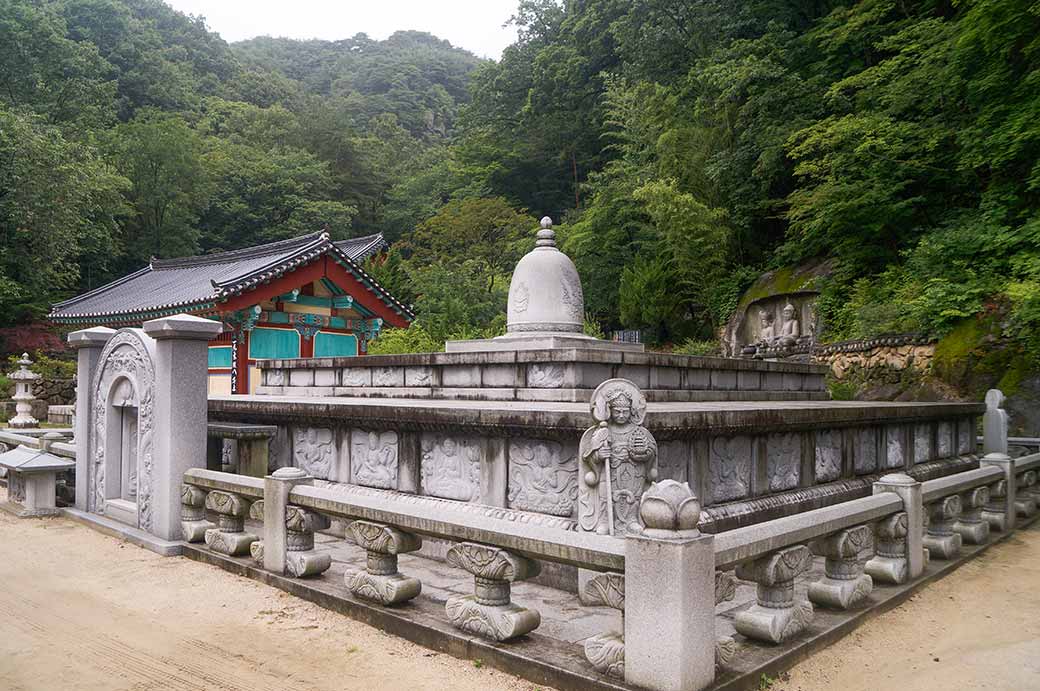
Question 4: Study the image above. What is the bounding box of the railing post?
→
[980,387,1017,532]
[871,473,925,579]
[67,326,115,512]
[142,314,223,541]
[263,467,313,574]
[625,480,715,691]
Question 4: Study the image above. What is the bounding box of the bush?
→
[367,323,441,355]
[672,338,720,356]
[5,351,75,379]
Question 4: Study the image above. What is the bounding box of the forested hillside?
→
[0,0,480,325]
[2,0,1039,378]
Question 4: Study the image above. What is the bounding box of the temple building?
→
[48,231,413,394]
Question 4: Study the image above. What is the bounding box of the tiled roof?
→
[49,231,411,323]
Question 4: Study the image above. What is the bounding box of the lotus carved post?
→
[581,572,625,678]
[734,545,815,644]
[445,542,541,641]
[203,490,257,556]
[954,486,991,545]
[345,520,423,605]
[865,512,909,584]
[180,484,213,542]
[578,378,658,536]
[639,479,701,538]
[808,525,874,610]
[924,495,963,560]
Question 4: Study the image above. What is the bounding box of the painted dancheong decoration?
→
[49,231,412,395]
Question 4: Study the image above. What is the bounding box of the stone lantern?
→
[8,353,40,429]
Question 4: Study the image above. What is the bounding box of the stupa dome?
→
[506,217,584,334]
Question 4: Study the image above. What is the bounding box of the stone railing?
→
[179,451,1038,690]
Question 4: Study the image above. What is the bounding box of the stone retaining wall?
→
[813,335,936,382]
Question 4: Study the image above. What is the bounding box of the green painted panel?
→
[314,331,357,358]
[249,327,300,359]
[208,346,232,368]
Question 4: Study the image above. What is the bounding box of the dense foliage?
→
[2,0,1039,367]
[0,0,481,322]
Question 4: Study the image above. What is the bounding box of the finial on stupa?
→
[536,216,556,247]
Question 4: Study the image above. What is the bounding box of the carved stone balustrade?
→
[248,500,266,564]
[982,480,1010,532]
[344,520,422,604]
[923,496,962,560]
[203,490,257,556]
[715,571,738,670]
[734,545,814,644]
[283,505,332,576]
[808,525,873,609]
[445,542,541,641]
[582,572,625,678]
[181,484,214,542]
[247,500,330,577]
[865,512,909,584]
[954,486,990,545]
[1017,471,1039,518]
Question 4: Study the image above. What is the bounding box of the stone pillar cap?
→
[67,326,116,348]
[142,313,223,340]
[270,467,310,481]
[877,472,917,485]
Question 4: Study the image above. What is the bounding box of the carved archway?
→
[90,329,157,531]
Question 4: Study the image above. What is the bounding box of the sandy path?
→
[780,522,1040,691]
[0,508,543,691]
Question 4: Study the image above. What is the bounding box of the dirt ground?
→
[780,522,1040,691]
[0,507,1037,691]
[0,508,540,691]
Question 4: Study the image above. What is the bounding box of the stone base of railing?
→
[923,533,962,560]
[204,528,257,556]
[445,596,541,642]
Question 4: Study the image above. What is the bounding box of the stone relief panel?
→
[885,427,906,469]
[89,330,156,532]
[766,433,801,492]
[293,427,334,480]
[351,430,399,490]
[814,430,842,483]
[506,439,578,517]
[936,421,953,458]
[914,424,932,464]
[855,428,878,475]
[957,419,973,455]
[266,369,286,386]
[709,436,752,504]
[657,440,689,484]
[421,434,481,502]
[342,368,370,387]
[268,426,291,472]
[373,366,403,387]
[528,363,565,388]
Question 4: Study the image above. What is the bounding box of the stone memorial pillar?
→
[625,480,715,691]
[980,388,1016,532]
[67,326,116,511]
[870,473,925,580]
[142,314,223,541]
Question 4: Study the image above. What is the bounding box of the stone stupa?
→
[445,217,642,353]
